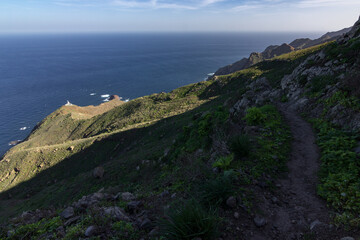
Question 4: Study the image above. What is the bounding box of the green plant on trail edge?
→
[230,135,251,158]
[311,119,360,228]
[212,154,234,170]
[200,173,235,207]
[158,199,220,240]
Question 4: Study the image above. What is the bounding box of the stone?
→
[127,201,143,214]
[140,218,153,230]
[149,227,159,236]
[85,225,98,237]
[271,196,278,204]
[253,215,266,227]
[60,207,74,219]
[103,206,130,221]
[122,192,135,201]
[310,219,328,232]
[159,190,170,198]
[226,196,237,208]
[109,95,120,100]
[340,237,355,240]
[234,212,240,219]
[93,166,104,179]
[64,216,80,226]
[68,146,74,151]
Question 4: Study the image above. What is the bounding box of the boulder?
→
[109,95,120,100]
[226,196,237,208]
[85,225,98,237]
[103,206,130,221]
[254,215,266,227]
[93,167,104,179]
[60,207,74,219]
[122,192,136,201]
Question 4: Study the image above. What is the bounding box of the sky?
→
[0,0,359,33]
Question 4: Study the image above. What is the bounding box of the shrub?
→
[159,200,219,240]
[200,174,235,207]
[243,107,267,125]
[310,75,337,94]
[230,135,251,158]
[212,154,234,170]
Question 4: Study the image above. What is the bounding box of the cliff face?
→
[0,18,359,240]
[214,26,352,76]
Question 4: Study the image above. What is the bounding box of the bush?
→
[159,200,219,240]
[243,105,278,126]
[230,135,251,158]
[310,75,337,94]
[200,174,235,207]
[212,154,234,170]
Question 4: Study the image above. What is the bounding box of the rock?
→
[60,207,74,219]
[122,192,135,201]
[140,218,153,230]
[159,190,170,198]
[310,219,328,231]
[234,212,240,219]
[149,227,159,236]
[226,196,237,208]
[103,206,130,221]
[340,237,355,240]
[171,193,177,199]
[127,201,143,214]
[64,216,80,226]
[109,95,120,100]
[56,226,66,238]
[93,166,104,179]
[85,225,98,237]
[68,146,74,151]
[254,215,266,227]
[271,197,278,204]
[354,142,360,154]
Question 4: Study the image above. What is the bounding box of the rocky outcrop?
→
[214,27,351,76]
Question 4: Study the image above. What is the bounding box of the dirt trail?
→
[248,103,332,240]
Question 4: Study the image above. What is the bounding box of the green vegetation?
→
[230,135,251,158]
[200,173,235,207]
[325,38,360,63]
[159,200,219,240]
[312,119,360,228]
[212,154,234,170]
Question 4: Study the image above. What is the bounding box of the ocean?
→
[0,32,321,156]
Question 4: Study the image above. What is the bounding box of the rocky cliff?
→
[214,26,351,76]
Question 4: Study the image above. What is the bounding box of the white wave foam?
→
[20,127,27,131]
[125,99,130,102]
[103,98,110,102]
[207,73,215,76]
[90,93,96,96]
[101,94,110,98]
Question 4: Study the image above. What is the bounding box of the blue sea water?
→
[0,32,321,156]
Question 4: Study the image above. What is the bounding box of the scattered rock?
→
[234,212,240,219]
[271,196,278,204]
[64,216,80,226]
[148,227,159,236]
[253,215,266,227]
[140,218,153,230]
[93,166,104,179]
[85,225,98,237]
[60,207,74,219]
[122,192,135,201]
[127,201,143,214]
[103,206,130,221]
[226,196,237,208]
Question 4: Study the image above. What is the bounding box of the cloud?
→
[296,0,360,8]
[111,0,196,10]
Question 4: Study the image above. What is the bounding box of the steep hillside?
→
[0,18,359,240]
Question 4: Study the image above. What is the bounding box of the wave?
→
[101,94,110,98]
[103,98,110,102]
[207,73,215,76]
[90,93,96,96]
[19,127,27,131]
[124,99,130,102]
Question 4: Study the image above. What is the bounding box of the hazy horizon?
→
[1,0,359,33]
